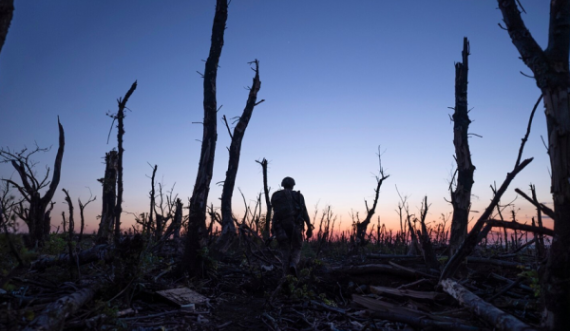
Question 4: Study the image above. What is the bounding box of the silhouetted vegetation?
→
[1,1,567,330]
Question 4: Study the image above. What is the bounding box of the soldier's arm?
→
[299,194,311,226]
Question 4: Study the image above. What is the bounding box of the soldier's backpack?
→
[272,190,302,223]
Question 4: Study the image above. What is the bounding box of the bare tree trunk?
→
[530,184,545,258]
[0,0,14,56]
[96,150,117,244]
[418,196,439,270]
[23,282,102,331]
[113,81,137,244]
[4,118,65,248]
[148,164,157,238]
[497,1,570,328]
[62,188,75,279]
[173,198,182,241]
[183,0,227,276]
[78,194,95,243]
[217,60,262,252]
[353,149,389,254]
[449,37,475,256]
[441,279,537,331]
[257,158,272,240]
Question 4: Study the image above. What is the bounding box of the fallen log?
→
[486,219,553,237]
[466,257,529,269]
[440,279,537,331]
[31,244,114,271]
[330,264,416,278]
[23,281,102,331]
[353,295,480,331]
[365,254,420,260]
[370,285,446,301]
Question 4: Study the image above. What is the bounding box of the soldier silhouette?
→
[271,177,312,276]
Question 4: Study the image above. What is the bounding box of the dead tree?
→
[440,94,538,281]
[148,164,157,237]
[96,150,118,244]
[62,188,75,279]
[256,158,272,239]
[183,0,227,276]
[77,193,95,242]
[353,148,389,253]
[418,196,439,270]
[0,118,65,248]
[497,1,570,328]
[0,0,14,55]
[449,37,476,255]
[217,60,263,252]
[112,81,137,244]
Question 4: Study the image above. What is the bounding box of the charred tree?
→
[0,118,65,248]
[0,0,14,55]
[148,164,157,238]
[418,196,439,270]
[62,188,75,279]
[77,193,95,243]
[256,158,272,239]
[96,150,117,244]
[112,81,137,244]
[182,0,227,276]
[353,149,389,253]
[440,95,538,281]
[216,60,263,252]
[497,1,570,328]
[449,37,476,256]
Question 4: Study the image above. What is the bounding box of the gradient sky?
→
[0,1,553,235]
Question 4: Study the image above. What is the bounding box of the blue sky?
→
[0,1,553,234]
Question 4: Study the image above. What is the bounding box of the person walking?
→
[271,177,312,276]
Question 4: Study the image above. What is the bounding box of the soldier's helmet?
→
[281,177,296,188]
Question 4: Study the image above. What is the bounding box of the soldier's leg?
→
[289,224,303,271]
[275,222,292,275]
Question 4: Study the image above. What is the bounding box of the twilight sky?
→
[0,1,553,234]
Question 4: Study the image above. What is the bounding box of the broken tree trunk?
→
[113,81,137,244]
[449,37,475,256]
[353,149,389,253]
[23,281,102,331]
[257,158,272,240]
[0,0,14,55]
[497,2,570,326]
[441,279,537,331]
[486,219,554,237]
[418,196,440,270]
[96,150,118,244]
[148,164,157,238]
[440,93,538,280]
[217,59,263,252]
[3,118,65,248]
[31,244,114,271]
[183,0,227,276]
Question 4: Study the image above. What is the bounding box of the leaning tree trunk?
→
[216,60,262,252]
[182,0,227,276]
[96,150,118,244]
[497,1,570,328]
[0,0,14,56]
[449,37,475,256]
